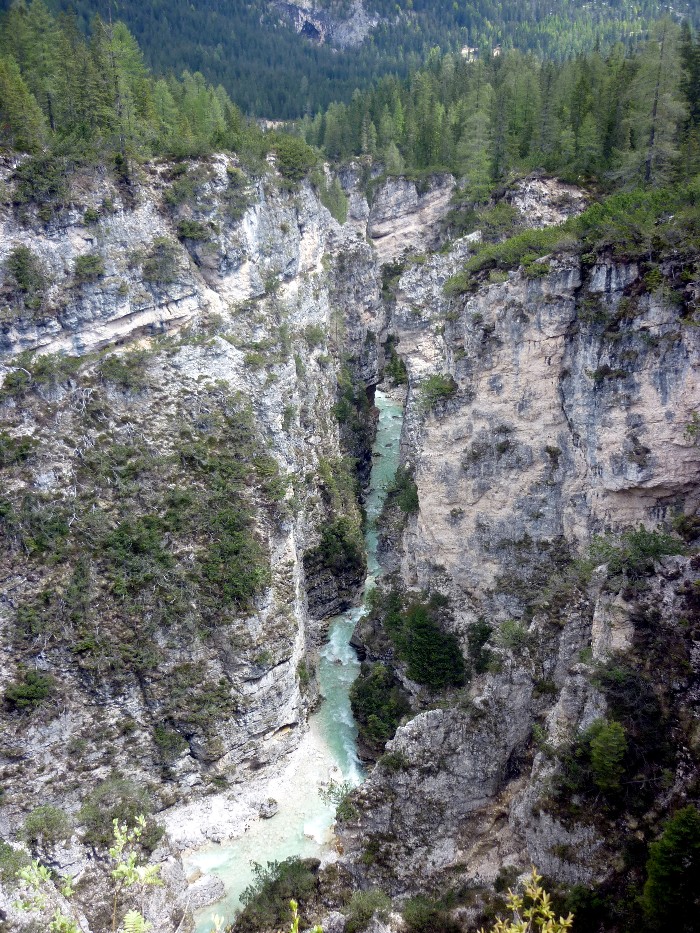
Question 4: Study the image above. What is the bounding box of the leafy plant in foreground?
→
[478,867,574,933]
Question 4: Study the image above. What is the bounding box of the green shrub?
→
[588,719,627,793]
[74,253,105,283]
[22,805,72,846]
[385,467,419,514]
[79,776,160,850]
[177,219,210,240]
[312,170,348,224]
[142,238,179,283]
[379,750,410,772]
[350,662,410,754]
[385,343,408,385]
[556,717,628,801]
[467,619,494,674]
[345,889,391,933]
[0,431,36,467]
[311,516,364,576]
[586,525,684,578]
[446,225,575,294]
[304,324,325,348]
[478,201,521,242]
[272,135,317,182]
[153,725,188,760]
[225,165,253,220]
[0,840,30,884]
[14,154,68,209]
[643,805,700,931]
[380,589,467,691]
[4,245,46,310]
[237,857,318,933]
[4,669,54,711]
[0,354,81,399]
[402,895,461,933]
[495,619,530,652]
[419,373,458,410]
[98,351,150,390]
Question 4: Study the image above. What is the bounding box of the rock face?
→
[273,0,378,47]
[368,174,455,263]
[339,180,700,906]
[0,154,385,931]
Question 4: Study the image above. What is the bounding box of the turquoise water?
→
[189,388,403,931]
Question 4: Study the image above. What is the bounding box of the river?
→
[188,387,403,932]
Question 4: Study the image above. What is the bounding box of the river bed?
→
[187,387,403,931]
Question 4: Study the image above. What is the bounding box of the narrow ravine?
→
[188,387,404,932]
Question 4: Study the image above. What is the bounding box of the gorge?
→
[0,148,698,933]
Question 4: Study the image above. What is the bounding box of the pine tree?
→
[0,54,46,150]
[618,19,687,185]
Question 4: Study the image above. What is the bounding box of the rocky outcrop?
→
[339,186,700,908]
[388,220,699,611]
[273,0,378,47]
[368,175,455,264]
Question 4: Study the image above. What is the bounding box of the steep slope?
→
[0,154,386,931]
[339,181,700,928]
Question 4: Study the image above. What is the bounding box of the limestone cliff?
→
[0,153,385,932]
[339,179,700,924]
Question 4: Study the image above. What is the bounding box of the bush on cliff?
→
[236,857,319,933]
[378,589,467,691]
[350,662,411,754]
[642,805,700,931]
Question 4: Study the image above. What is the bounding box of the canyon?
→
[0,154,697,933]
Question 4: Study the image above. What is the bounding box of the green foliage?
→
[3,669,54,711]
[0,353,82,401]
[318,779,358,821]
[586,525,685,578]
[74,253,105,283]
[642,805,700,931]
[345,889,391,933]
[446,226,575,294]
[78,777,160,850]
[3,245,46,312]
[385,343,408,386]
[477,868,574,933]
[403,895,461,933]
[14,155,68,211]
[236,858,319,933]
[22,805,72,847]
[588,720,628,793]
[495,619,530,652]
[376,589,466,691]
[304,324,326,349]
[153,725,188,760]
[312,170,348,224]
[177,219,211,240]
[467,619,494,674]
[350,662,410,754]
[272,135,317,182]
[313,517,365,576]
[0,839,30,883]
[0,431,36,467]
[418,373,458,411]
[98,351,151,390]
[556,717,629,802]
[141,238,179,284]
[385,467,419,514]
[0,54,45,152]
